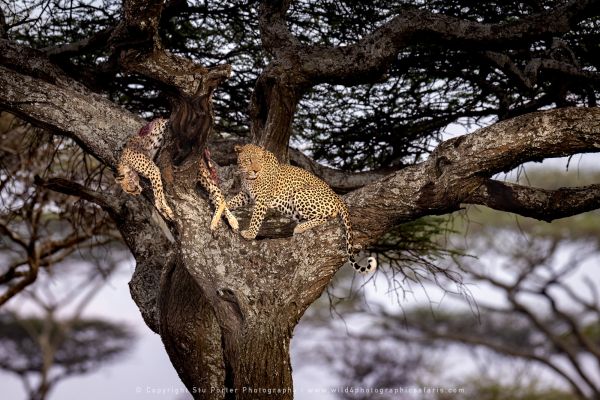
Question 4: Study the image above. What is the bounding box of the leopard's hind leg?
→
[290,187,337,235]
[293,218,329,234]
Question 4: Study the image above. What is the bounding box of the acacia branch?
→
[258,0,298,58]
[465,180,600,222]
[0,40,143,167]
[109,0,210,96]
[336,107,600,250]
[34,176,121,214]
[260,0,600,85]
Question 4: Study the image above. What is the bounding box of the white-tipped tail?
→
[339,203,376,274]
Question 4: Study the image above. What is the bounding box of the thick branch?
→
[168,64,232,165]
[109,0,164,49]
[260,0,600,85]
[0,40,142,167]
[248,63,306,161]
[258,0,298,57]
[466,180,600,222]
[332,107,600,252]
[110,0,209,96]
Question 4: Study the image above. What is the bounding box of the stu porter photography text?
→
[139,385,466,396]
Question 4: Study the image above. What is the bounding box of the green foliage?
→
[370,217,466,287]
[369,217,458,273]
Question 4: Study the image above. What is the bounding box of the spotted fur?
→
[115,118,174,220]
[228,144,376,274]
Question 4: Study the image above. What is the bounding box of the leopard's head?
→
[115,164,142,195]
[234,144,267,181]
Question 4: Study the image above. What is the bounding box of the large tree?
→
[2,1,600,399]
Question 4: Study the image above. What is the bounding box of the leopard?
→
[227,144,377,274]
[115,118,174,220]
[116,118,239,231]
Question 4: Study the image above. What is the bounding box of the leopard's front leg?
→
[209,199,239,232]
[227,191,250,210]
[241,198,268,240]
[198,164,239,231]
[123,148,174,220]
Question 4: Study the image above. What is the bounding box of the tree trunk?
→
[222,320,293,400]
[160,265,295,399]
[31,381,52,400]
[149,182,310,400]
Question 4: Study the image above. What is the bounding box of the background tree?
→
[0,112,120,304]
[1,1,600,399]
[0,315,134,400]
[0,245,134,400]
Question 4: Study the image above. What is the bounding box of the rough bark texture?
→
[2,1,600,399]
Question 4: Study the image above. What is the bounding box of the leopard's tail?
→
[338,202,377,274]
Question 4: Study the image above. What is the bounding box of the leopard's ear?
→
[234,145,243,153]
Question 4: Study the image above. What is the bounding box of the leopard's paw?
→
[293,225,307,235]
[210,216,222,231]
[240,229,256,240]
[226,212,239,231]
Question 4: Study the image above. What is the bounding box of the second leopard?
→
[227,144,376,274]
